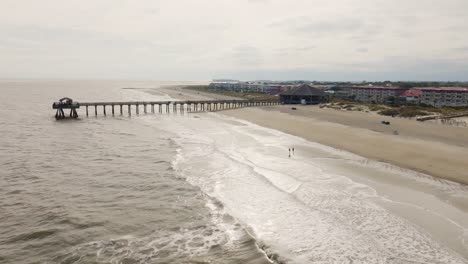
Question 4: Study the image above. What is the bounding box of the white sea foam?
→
[146,112,468,263]
[51,194,261,264]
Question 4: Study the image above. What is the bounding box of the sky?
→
[1,0,468,81]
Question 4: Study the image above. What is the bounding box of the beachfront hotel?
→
[345,86,468,107]
[209,80,296,95]
[209,80,468,107]
[348,86,407,104]
[419,87,468,107]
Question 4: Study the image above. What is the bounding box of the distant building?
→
[209,81,295,95]
[348,86,468,107]
[280,84,327,104]
[330,87,352,99]
[349,86,407,103]
[400,89,423,104]
[209,80,241,91]
[418,87,468,107]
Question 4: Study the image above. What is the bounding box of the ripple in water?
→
[0,81,271,264]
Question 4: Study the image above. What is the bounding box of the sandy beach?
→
[150,86,468,262]
[160,86,468,186]
[225,106,468,185]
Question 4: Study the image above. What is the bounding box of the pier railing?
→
[416,111,468,121]
[53,99,280,118]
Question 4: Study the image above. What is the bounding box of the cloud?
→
[221,45,263,67]
[296,18,364,34]
[0,0,468,80]
[269,16,366,34]
[454,46,468,52]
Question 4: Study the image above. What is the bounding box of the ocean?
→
[1,80,467,264]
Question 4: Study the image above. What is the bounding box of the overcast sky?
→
[1,0,468,81]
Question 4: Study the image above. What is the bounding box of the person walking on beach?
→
[292,147,295,155]
[288,148,291,158]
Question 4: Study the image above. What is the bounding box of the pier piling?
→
[54,99,279,118]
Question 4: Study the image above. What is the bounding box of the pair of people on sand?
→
[288,147,295,158]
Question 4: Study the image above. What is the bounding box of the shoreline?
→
[224,106,468,186]
[148,85,468,261]
[154,86,468,186]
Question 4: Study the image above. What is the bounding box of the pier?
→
[416,111,468,122]
[52,97,80,119]
[53,99,280,118]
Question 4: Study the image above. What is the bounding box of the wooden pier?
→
[53,99,280,118]
[52,97,80,119]
[416,111,468,121]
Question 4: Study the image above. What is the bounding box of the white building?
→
[419,87,468,107]
[349,86,407,103]
[209,81,286,94]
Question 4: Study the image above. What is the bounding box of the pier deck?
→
[53,99,280,118]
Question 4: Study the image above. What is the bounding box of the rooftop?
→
[351,86,406,90]
[280,84,326,96]
[416,87,468,92]
[401,89,423,97]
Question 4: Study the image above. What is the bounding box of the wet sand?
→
[153,86,468,261]
[224,105,468,186]
[220,105,468,260]
[158,86,468,185]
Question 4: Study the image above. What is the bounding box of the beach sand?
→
[224,105,468,185]
[156,86,468,185]
[153,86,468,261]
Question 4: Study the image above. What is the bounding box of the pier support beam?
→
[57,100,278,119]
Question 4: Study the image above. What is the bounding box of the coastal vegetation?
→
[323,98,468,118]
[184,85,468,119]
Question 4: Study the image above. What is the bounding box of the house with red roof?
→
[400,89,423,104]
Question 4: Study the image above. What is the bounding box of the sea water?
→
[154,111,468,263]
[1,80,467,263]
[0,80,270,264]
